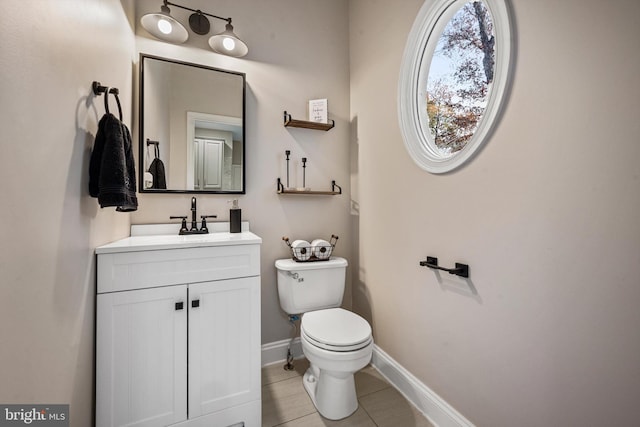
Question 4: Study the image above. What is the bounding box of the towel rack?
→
[420,256,470,278]
[92,81,122,121]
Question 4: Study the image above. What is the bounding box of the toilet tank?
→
[275,257,348,315]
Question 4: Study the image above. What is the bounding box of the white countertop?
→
[96,223,261,254]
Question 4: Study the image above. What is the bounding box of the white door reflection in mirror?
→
[194,138,223,190]
[186,112,243,192]
[399,0,512,174]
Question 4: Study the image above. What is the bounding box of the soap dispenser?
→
[229,199,241,233]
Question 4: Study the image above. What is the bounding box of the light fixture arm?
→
[164,0,231,24]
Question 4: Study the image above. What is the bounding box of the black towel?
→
[89,113,138,211]
[149,157,167,189]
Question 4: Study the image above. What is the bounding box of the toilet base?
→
[303,366,358,420]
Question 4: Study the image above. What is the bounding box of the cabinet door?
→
[97,286,187,427]
[188,277,261,418]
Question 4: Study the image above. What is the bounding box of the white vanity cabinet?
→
[96,229,261,427]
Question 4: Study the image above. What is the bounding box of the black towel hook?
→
[92,81,123,121]
[106,88,123,122]
[146,139,161,159]
[103,86,111,115]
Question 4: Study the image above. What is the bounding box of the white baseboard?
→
[260,339,473,427]
[261,337,302,366]
[371,345,474,427]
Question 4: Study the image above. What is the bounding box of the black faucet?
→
[170,197,217,235]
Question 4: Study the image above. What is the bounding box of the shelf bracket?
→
[331,180,342,194]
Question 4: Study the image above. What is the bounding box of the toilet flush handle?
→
[286,271,303,282]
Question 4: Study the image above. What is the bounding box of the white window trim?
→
[398,0,513,174]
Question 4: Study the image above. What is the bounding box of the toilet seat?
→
[301,308,372,352]
[302,329,372,352]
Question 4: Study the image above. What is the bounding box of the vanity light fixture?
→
[140,2,188,44]
[140,0,249,57]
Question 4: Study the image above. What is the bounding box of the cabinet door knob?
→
[175,301,184,310]
[191,299,200,308]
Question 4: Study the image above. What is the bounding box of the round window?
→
[398,0,512,174]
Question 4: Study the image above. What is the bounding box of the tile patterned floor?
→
[262,359,434,427]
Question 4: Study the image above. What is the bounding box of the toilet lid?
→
[302,308,372,351]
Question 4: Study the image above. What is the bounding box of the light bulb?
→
[222,37,236,51]
[157,18,172,35]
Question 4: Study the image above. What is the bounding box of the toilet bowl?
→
[300,308,373,420]
[275,257,374,420]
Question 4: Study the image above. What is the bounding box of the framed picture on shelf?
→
[308,99,328,123]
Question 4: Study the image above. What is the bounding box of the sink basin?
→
[96,223,261,254]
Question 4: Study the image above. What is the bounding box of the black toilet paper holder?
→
[420,256,470,278]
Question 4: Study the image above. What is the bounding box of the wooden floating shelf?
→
[277,178,342,195]
[283,111,335,131]
[279,189,340,195]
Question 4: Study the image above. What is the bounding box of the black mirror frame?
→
[138,53,247,194]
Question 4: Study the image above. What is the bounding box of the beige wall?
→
[0,1,135,425]
[349,0,640,425]
[132,0,352,345]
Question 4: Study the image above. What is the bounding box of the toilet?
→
[275,257,373,420]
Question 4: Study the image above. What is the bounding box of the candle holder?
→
[285,150,291,188]
[302,157,307,188]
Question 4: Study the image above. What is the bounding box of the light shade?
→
[140,5,189,44]
[208,23,248,58]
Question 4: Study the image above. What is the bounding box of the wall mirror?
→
[139,54,245,193]
[398,0,512,174]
